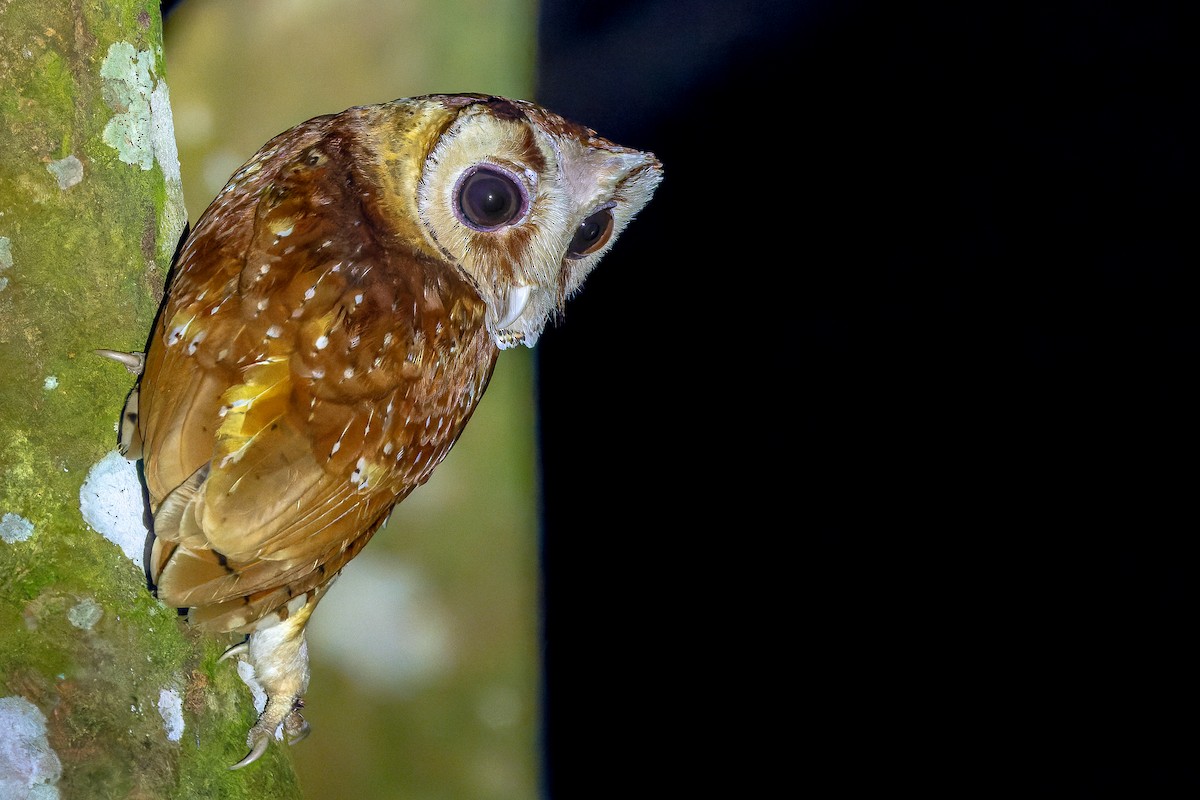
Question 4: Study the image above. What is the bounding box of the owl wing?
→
[139,123,496,631]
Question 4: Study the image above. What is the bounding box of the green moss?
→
[29,47,75,129]
[0,2,298,795]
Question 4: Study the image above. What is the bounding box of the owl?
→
[101,94,661,768]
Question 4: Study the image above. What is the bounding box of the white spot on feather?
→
[186,331,205,355]
[350,457,368,486]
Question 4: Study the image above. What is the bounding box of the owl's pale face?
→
[340,92,667,347]
[125,93,660,766]
[370,95,663,348]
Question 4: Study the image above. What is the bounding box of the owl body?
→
[120,94,661,766]
[140,106,499,633]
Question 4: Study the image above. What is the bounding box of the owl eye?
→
[565,206,615,259]
[454,165,528,231]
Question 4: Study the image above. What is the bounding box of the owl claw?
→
[284,708,311,744]
[218,640,250,663]
[229,730,272,771]
[94,349,145,375]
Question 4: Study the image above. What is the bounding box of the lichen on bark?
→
[0,2,301,797]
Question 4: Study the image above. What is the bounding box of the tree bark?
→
[0,2,302,797]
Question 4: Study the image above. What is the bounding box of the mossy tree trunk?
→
[0,2,302,797]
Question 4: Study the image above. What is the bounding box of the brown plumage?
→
[109,94,661,767]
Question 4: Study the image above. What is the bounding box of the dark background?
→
[536,0,1192,794]
[153,0,1191,793]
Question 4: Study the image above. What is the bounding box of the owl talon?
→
[94,349,145,375]
[284,707,311,745]
[218,640,249,663]
[229,730,272,771]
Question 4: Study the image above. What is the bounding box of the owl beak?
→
[496,284,533,330]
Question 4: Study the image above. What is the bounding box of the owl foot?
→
[223,612,313,769]
[229,694,310,770]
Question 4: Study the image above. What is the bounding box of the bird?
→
[98,93,661,768]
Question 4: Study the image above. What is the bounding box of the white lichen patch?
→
[99,42,186,261]
[156,688,184,742]
[0,235,11,293]
[79,450,148,570]
[100,43,157,170]
[46,156,83,190]
[149,80,187,260]
[67,598,103,630]
[0,696,62,799]
[0,513,35,544]
[43,376,58,391]
[149,82,181,186]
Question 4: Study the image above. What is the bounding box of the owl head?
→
[370,94,662,349]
